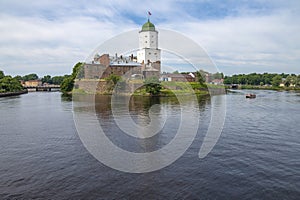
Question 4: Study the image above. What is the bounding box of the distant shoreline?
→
[0,90,28,98]
[225,85,300,91]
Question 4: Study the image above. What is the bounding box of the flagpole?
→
[147,11,151,22]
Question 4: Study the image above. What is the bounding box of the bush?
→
[60,76,74,93]
[60,62,84,94]
[144,77,162,96]
[0,75,23,93]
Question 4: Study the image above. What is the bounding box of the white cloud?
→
[0,0,299,76]
[158,10,300,74]
[0,13,137,76]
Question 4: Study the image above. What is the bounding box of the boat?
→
[246,94,256,98]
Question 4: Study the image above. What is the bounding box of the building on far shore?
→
[22,80,42,87]
[161,73,196,82]
[82,19,161,80]
[210,79,224,85]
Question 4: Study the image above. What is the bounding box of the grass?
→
[72,88,87,94]
[73,80,220,96]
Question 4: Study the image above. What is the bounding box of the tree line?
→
[224,73,300,87]
[0,71,23,93]
[0,69,75,93]
[13,73,68,85]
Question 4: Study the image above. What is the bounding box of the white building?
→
[137,19,161,65]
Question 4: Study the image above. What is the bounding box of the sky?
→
[0,0,299,76]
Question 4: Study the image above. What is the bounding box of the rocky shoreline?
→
[0,90,28,98]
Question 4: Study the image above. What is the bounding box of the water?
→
[0,91,299,199]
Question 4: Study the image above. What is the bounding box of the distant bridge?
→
[224,84,239,89]
[24,85,60,91]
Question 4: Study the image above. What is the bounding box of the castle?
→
[83,19,161,80]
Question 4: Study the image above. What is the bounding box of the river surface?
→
[0,90,299,199]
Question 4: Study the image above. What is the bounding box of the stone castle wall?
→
[104,65,142,78]
[74,79,101,93]
[75,79,143,94]
[84,64,106,79]
[84,64,142,79]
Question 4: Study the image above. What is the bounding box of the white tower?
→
[137,19,161,65]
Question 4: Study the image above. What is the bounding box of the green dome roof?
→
[142,20,155,31]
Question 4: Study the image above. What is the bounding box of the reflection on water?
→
[72,93,210,173]
[61,93,72,102]
[74,94,211,154]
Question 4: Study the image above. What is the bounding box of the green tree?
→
[290,75,297,87]
[281,73,289,78]
[260,82,264,86]
[41,75,52,84]
[60,62,84,94]
[223,76,232,84]
[195,70,205,85]
[237,74,247,85]
[72,62,84,79]
[52,76,65,85]
[0,70,4,79]
[60,76,73,93]
[144,76,162,96]
[105,74,121,85]
[296,75,300,87]
[105,74,122,92]
[247,73,261,85]
[271,75,282,87]
[223,73,298,86]
[23,73,38,81]
[14,75,22,81]
[231,75,239,84]
[262,73,273,85]
[212,72,224,79]
[284,75,293,87]
[0,76,23,93]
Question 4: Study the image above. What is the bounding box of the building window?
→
[149,52,151,55]
[145,41,147,43]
